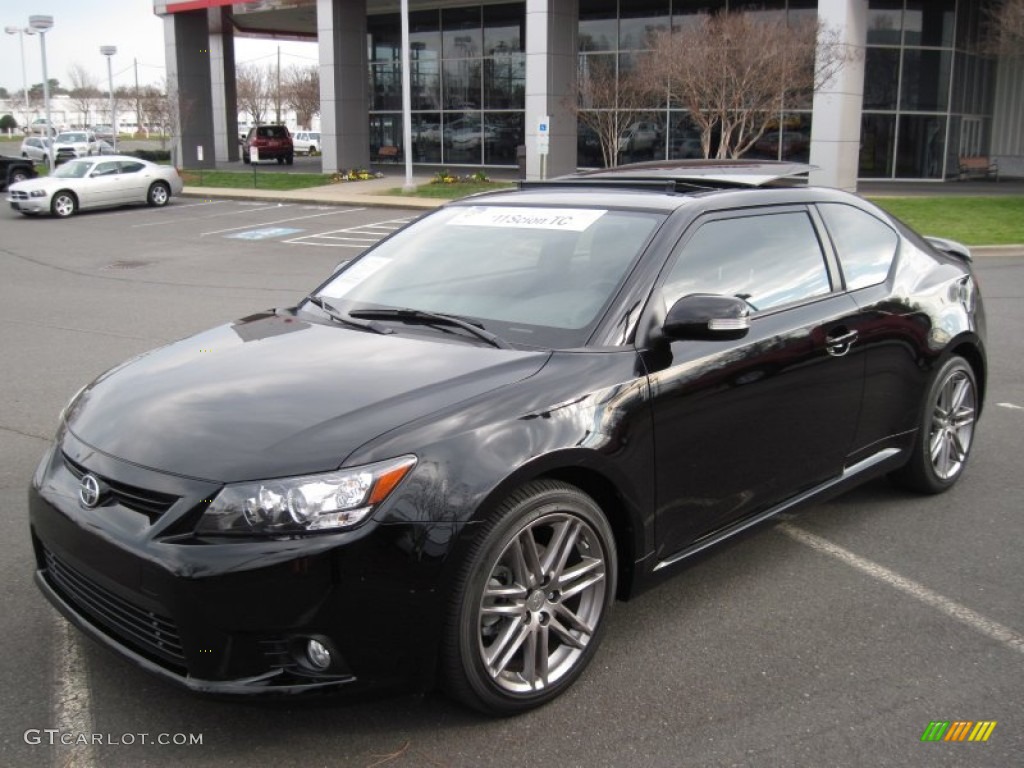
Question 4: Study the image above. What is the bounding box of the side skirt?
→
[652,447,903,573]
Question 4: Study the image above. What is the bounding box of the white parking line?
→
[285,216,413,248]
[132,203,295,228]
[996,402,1024,411]
[200,207,365,236]
[777,522,1024,656]
[53,615,96,767]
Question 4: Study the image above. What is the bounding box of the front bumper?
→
[8,194,50,213]
[29,431,453,697]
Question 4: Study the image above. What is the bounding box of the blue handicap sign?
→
[226,227,304,240]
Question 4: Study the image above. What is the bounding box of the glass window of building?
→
[903,0,955,48]
[867,0,903,46]
[579,0,618,51]
[618,0,669,50]
[484,4,524,54]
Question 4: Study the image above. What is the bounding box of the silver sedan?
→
[6,155,184,218]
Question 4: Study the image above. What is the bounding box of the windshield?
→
[52,160,94,179]
[314,205,664,348]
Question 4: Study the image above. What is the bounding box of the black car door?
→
[643,206,867,561]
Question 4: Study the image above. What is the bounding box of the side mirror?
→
[664,293,751,341]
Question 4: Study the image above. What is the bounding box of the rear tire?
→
[9,169,30,185]
[441,480,616,715]
[285,154,294,165]
[276,156,284,165]
[890,355,978,494]
[147,181,170,207]
[242,153,250,164]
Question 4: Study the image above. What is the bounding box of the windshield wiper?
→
[350,308,512,349]
[305,296,393,335]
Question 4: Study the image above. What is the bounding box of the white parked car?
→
[28,118,60,136]
[20,136,51,162]
[53,131,101,163]
[6,155,184,218]
[292,131,320,155]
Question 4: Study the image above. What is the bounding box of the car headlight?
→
[30,190,47,198]
[197,455,416,536]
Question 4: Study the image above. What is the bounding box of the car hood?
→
[65,311,550,483]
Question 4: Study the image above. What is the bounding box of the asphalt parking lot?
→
[1,197,1021,768]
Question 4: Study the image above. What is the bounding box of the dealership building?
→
[154,0,1023,188]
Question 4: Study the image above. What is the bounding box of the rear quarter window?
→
[818,203,899,290]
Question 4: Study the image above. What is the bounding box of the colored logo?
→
[921,721,997,742]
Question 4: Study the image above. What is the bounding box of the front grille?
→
[9,190,28,201]
[63,454,178,520]
[44,548,186,669]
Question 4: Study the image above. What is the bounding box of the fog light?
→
[307,639,331,670]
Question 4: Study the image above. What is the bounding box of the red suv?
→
[242,125,294,165]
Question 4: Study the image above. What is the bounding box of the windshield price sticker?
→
[449,207,606,232]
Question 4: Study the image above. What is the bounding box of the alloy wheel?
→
[476,511,607,695]
[929,368,976,481]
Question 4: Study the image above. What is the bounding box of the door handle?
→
[826,329,859,357]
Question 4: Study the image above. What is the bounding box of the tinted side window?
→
[664,211,832,312]
[93,162,119,177]
[118,162,145,174]
[818,204,899,290]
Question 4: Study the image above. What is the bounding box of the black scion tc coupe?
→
[29,161,986,715]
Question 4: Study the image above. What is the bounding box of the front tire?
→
[9,169,30,185]
[285,154,294,165]
[147,181,170,207]
[51,191,77,218]
[442,480,616,715]
[891,355,978,493]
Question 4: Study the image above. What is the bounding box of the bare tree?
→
[985,0,1024,56]
[567,55,657,168]
[67,63,102,128]
[282,65,320,129]
[236,63,274,126]
[646,12,849,159]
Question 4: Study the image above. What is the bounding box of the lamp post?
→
[4,25,35,134]
[28,15,54,167]
[100,46,117,153]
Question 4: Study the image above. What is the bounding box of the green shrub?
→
[132,149,172,162]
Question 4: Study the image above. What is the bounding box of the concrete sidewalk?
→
[182,172,448,210]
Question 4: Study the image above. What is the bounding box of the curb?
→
[970,245,1024,258]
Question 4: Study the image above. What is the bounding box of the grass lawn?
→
[867,195,1024,245]
[179,169,336,191]
[388,181,516,199]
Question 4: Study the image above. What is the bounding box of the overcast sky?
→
[2,1,318,96]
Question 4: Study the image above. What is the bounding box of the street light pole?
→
[101,46,117,152]
[4,26,36,133]
[28,15,54,167]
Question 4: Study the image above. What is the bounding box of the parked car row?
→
[19,134,115,165]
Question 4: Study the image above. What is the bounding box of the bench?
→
[958,156,999,181]
[377,145,399,161]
